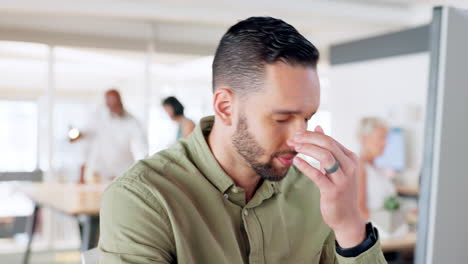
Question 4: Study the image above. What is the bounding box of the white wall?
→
[328,52,429,185]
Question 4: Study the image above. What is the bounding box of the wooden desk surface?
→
[381,231,417,252]
[18,183,107,216]
[396,185,420,196]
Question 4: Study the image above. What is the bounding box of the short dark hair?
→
[212,16,319,95]
[162,96,184,116]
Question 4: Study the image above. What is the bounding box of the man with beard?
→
[99,17,387,264]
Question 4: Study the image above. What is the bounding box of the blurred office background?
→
[2,1,468,263]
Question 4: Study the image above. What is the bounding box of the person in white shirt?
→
[71,89,148,183]
[357,117,397,219]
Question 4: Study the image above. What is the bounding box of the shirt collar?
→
[186,116,281,198]
[186,116,235,194]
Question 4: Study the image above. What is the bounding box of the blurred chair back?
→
[81,248,99,264]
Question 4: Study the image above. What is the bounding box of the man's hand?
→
[288,125,366,248]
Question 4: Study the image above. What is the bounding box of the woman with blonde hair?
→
[357,117,397,219]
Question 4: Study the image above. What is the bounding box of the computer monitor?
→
[375,127,406,172]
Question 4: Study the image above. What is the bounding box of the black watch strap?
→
[335,222,378,258]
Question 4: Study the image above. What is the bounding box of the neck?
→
[174,115,185,123]
[360,151,375,164]
[111,109,125,117]
[208,121,262,202]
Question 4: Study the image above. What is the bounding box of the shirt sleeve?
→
[319,231,388,264]
[99,177,175,264]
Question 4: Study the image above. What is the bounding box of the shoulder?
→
[123,113,146,130]
[125,112,141,124]
[104,140,196,198]
[182,118,196,127]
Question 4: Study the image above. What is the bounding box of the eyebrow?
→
[272,110,303,115]
[272,109,317,118]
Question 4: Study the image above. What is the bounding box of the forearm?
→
[333,218,367,248]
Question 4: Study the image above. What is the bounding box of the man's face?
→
[231,62,320,181]
[105,92,124,116]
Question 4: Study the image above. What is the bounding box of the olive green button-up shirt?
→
[99,116,387,264]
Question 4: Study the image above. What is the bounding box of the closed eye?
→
[276,119,289,123]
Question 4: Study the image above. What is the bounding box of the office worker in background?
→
[358,117,397,219]
[162,96,195,139]
[70,89,148,183]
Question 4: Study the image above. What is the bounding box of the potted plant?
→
[371,196,405,234]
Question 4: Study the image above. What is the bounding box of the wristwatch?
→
[335,222,378,258]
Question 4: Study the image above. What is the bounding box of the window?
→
[53,101,95,181]
[0,100,38,172]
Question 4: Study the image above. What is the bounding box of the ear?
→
[213,88,234,126]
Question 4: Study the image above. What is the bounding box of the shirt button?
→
[243,209,249,216]
[223,193,229,199]
[232,187,239,193]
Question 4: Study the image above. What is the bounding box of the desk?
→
[18,183,106,264]
[381,231,417,252]
[396,185,420,197]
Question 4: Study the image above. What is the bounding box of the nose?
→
[295,117,307,133]
[287,118,307,141]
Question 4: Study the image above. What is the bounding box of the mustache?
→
[272,149,297,158]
